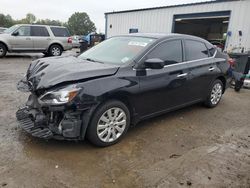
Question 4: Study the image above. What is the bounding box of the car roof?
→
[117,33,210,43]
[16,24,66,28]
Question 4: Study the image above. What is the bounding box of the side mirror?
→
[144,58,165,69]
[12,31,19,36]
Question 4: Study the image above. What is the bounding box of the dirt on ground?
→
[0,52,250,188]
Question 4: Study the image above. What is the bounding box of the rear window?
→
[185,40,209,61]
[31,26,49,37]
[50,27,70,37]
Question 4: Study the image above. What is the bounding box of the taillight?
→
[240,77,245,81]
[228,58,235,67]
[68,37,72,43]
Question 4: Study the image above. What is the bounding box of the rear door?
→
[31,26,51,50]
[9,26,33,50]
[184,39,217,100]
[50,27,70,48]
[136,39,191,117]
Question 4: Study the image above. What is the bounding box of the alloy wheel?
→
[51,47,61,56]
[0,47,4,56]
[210,83,222,105]
[97,107,127,143]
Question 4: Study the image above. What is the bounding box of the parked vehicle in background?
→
[89,34,105,47]
[210,40,225,52]
[16,33,231,147]
[72,35,81,48]
[229,53,250,91]
[83,33,105,47]
[0,27,7,34]
[0,24,73,57]
[243,70,250,89]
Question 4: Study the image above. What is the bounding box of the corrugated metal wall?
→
[106,0,250,52]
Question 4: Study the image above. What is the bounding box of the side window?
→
[147,40,183,65]
[15,26,31,36]
[31,26,49,37]
[185,40,209,61]
[50,27,70,37]
[208,47,216,57]
[206,43,216,57]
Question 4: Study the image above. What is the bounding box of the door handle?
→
[209,67,215,71]
[47,38,51,41]
[177,73,188,78]
[26,37,31,40]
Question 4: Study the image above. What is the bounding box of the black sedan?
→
[16,33,231,147]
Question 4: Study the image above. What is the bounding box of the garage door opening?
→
[173,11,230,51]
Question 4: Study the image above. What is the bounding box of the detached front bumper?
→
[16,104,83,140]
[16,74,97,141]
[16,107,53,139]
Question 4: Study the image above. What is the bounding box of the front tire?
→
[87,100,130,147]
[204,79,223,108]
[49,44,62,56]
[0,43,7,58]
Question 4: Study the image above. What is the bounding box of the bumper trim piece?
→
[16,108,53,139]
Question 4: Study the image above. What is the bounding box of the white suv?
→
[0,24,73,57]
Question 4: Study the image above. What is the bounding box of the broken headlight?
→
[39,86,80,105]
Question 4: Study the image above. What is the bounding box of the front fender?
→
[76,76,139,106]
[74,75,140,138]
[0,40,9,51]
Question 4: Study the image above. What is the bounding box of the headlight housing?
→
[39,86,81,105]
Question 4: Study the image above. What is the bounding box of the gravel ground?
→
[0,52,250,188]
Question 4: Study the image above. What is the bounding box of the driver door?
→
[9,26,33,51]
[136,39,191,118]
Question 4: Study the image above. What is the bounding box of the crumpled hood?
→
[23,56,119,91]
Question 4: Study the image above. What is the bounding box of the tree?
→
[14,13,36,24]
[25,13,36,24]
[36,19,63,26]
[67,12,96,35]
[0,14,14,27]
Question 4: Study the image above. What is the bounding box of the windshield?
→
[4,25,19,34]
[79,36,156,64]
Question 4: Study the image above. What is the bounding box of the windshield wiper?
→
[85,58,103,64]
[86,58,96,62]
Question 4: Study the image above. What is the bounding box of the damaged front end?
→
[16,57,118,140]
[16,90,83,140]
[16,77,85,140]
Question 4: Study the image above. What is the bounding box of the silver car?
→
[0,27,7,34]
[0,24,73,57]
[72,35,81,48]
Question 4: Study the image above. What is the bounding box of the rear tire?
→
[49,44,62,56]
[0,43,7,58]
[86,100,130,147]
[234,80,243,92]
[204,79,223,108]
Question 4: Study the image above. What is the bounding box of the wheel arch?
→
[105,92,135,119]
[81,91,136,140]
[0,41,8,51]
[215,76,226,93]
[95,91,136,125]
[48,43,64,52]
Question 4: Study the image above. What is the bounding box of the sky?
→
[0,0,208,32]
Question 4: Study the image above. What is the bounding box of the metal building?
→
[105,0,250,53]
